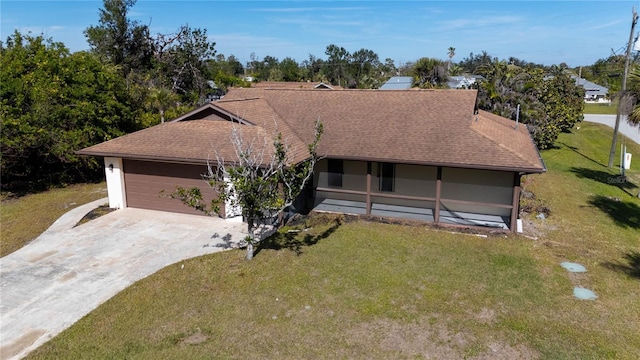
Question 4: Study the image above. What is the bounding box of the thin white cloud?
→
[439,15,523,29]
[584,19,625,31]
[277,18,365,27]
[252,7,369,13]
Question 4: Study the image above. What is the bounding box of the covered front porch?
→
[310,160,520,231]
[313,197,509,229]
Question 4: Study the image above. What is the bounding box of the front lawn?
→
[25,123,640,359]
[583,102,618,114]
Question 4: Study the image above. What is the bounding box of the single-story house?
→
[78,88,546,232]
[572,76,609,103]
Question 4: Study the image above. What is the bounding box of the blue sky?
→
[1,1,639,67]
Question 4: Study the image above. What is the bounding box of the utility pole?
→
[608,7,638,168]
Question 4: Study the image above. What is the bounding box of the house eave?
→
[322,154,546,174]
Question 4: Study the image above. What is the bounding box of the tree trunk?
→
[245,219,255,260]
[245,243,253,260]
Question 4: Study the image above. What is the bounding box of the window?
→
[328,159,343,187]
[379,162,395,192]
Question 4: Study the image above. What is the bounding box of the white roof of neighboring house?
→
[448,76,475,89]
[379,76,413,90]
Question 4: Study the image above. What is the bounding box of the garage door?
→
[123,159,223,216]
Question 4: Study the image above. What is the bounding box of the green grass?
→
[21,123,640,359]
[584,102,618,114]
[0,182,107,257]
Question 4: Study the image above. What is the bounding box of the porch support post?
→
[510,173,522,233]
[366,162,372,215]
[278,182,284,226]
[434,166,442,224]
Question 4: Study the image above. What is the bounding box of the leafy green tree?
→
[211,54,244,77]
[411,57,448,88]
[301,54,324,82]
[350,48,382,88]
[324,44,350,87]
[542,65,585,132]
[268,67,284,81]
[153,25,216,104]
[381,58,397,77]
[475,60,584,149]
[87,0,216,106]
[1,31,140,191]
[247,54,279,81]
[206,54,249,93]
[278,57,302,82]
[459,51,493,74]
[171,121,323,260]
[84,0,154,75]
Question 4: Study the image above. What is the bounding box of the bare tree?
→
[171,120,323,260]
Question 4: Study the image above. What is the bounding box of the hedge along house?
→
[78,88,546,232]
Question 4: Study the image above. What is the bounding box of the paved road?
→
[583,114,640,145]
[0,200,251,360]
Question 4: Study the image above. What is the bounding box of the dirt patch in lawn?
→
[180,329,209,346]
[347,316,539,359]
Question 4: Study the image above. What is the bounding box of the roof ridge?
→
[218,97,262,102]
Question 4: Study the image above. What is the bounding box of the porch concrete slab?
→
[0,205,248,360]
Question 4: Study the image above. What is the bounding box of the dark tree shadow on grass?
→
[571,167,638,196]
[602,251,640,280]
[255,219,341,256]
[560,142,607,167]
[587,195,640,229]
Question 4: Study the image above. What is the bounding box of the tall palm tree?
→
[626,65,640,125]
[447,46,455,70]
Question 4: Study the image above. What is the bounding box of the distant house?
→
[379,76,413,90]
[78,88,545,232]
[572,76,609,103]
[448,76,473,89]
[447,75,483,89]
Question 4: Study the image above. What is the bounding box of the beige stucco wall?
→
[315,159,366,191]
[440,168,513,216]
[371,163,437,197]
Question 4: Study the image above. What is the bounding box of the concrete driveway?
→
[0,199,248,359]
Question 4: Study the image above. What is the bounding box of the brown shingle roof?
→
[78,88,545,173]
[77,121,274,164]
[220,88,545,172]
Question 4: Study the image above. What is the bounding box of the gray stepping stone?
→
[573,287,597,300]
[560,262,587,273]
